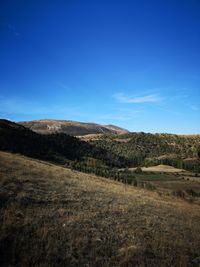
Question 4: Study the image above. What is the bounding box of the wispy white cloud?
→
[114,93,162,104]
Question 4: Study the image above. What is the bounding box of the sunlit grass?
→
[0,151,200,266]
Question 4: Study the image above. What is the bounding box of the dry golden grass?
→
[0,151,200,267]
[130,164,186,173]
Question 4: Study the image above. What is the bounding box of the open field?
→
[127,166,200,204]
[130,164,186,173]
[0,151,200,266]
[135,173,200,204]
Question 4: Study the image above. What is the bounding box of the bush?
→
[135,167,142,174]
[173,190,186,199]
[145,182,156,191]
[133,180,138,187]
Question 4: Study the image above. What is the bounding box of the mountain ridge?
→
[18,119,129,136]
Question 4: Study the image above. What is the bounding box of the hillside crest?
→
[19,119,129,136]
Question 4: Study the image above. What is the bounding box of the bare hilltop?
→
[19,119,129,136]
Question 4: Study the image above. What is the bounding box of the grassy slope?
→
[0,152,200,267]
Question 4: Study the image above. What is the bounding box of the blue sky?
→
[0,0,200,133]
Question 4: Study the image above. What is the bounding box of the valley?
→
[2,1,200,266]
[0,119,200,266]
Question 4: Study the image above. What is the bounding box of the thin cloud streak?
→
[114,93,162,104]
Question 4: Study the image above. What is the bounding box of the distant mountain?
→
[18,119,129,136]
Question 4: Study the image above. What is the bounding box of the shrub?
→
[145,182,156,191]
[135,167,142,174]
[173,190,186,199]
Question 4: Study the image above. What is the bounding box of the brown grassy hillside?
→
[0,151,200,266]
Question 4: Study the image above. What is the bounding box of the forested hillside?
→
[0,119,128,168]
[1,120,200,177]
[89,133,200,172]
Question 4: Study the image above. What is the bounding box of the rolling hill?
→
[0,151,200,266]
[0,119,128,168]
[1,119,200,174]
[19,119,129,136]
